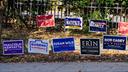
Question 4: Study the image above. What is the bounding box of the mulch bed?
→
[1,51,128,63]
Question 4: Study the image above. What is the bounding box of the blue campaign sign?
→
[52,38,75,53]
[3,40,24,55]
[89,20,107,32]
[103,36,126,50]
[64,17,83,29]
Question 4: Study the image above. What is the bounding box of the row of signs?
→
[36,15,107,31]
[2,36,127,55]
[36,15,128,36]
[36,15,83,29]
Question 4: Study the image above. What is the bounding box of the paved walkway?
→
[0,62,128,72]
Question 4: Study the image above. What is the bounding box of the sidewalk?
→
[0,62,128,72]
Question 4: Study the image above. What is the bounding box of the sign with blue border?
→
[103,36,126,50]
[28,39,49,54]
[89,20,107,32]
[64,17,83,29]
[80,39,100,55]
[52,38,75,53]
[3,40,24,55]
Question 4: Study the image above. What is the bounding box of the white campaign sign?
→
[28,39,49,54]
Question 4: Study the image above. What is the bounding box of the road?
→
[0,62,128,72]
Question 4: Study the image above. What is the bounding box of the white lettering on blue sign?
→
[112,39,125,42]
[104,38,125,42]
[66,20,81,26]
[104,39,113,41]
[4,43,22,49]
[90,21,105,28]
[53,41,74,45]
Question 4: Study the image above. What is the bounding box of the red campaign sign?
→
[118,22,128,36]
[36,15,55,27]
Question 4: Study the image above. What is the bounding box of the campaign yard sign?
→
[103,36,126,50]
[3,40,24,55]
[36,15,55,27]
[80,39,100,55]
[64,17,83,29]
[118,22,128,36]
[89,20,107,32]
[28,39,49,54]
[52,38,75,53]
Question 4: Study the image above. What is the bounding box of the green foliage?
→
[90,10,102,20]
[72,0,90,8]
[63,0,90,9]
[96,0,115,5]
[121,0,128,7]
[96,0,104,4]
[106,0,115,5]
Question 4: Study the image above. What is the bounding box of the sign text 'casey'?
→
[103,36,126,50]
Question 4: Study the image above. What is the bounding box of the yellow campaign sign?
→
[65,26,82,29]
